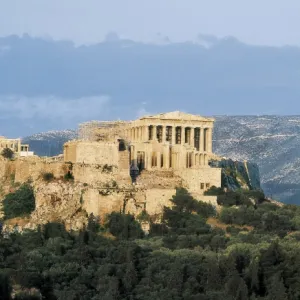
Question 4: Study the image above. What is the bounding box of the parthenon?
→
[126,111,214,170]
[64,111,221,193]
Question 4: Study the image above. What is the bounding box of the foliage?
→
[2,183,35,219]
[63,171,74,181]
[217,189,265,207]
[136,210,150,222]
[204,185,225,196]
[3,188,300,299]
[102,164,113,173]
[42,172,54,182]
[1,147,14,159]
[105,212,144,239]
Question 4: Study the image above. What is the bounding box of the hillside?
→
[214,116,300,203]
[22,129,77,157]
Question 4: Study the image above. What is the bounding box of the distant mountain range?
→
[23,115,300,204]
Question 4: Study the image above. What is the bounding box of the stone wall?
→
[176,167,222,193]
[64,141,120,165]
[0,157,219,230]
[82,186,217,220]
[0,157,66,185]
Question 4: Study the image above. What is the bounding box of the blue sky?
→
[1,1,300,137]
[1,0,300,46]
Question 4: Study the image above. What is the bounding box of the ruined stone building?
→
[0,136,33,157]
[64,111,221,194]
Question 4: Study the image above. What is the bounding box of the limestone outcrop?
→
[210,159,261,191]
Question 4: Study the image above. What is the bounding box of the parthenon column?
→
[190,127,195,146]
[163,147,170,169]
[157,152,161,168]
[139,126,143,141]
[200,128,204,152]
[207,128,212,153]
[171,152,176,168]
[171,127,176,145]
[153,125,157,141]
[181,127,185,144]
[146,152,152,169]
[144,126,149,141]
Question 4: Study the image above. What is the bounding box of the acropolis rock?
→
[1,111,227,228]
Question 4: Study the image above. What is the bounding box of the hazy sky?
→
[1,0,300,46]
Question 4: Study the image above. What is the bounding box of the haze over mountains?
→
[1,34,300,137]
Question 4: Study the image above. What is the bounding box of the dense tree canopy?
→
[1,188,300,299]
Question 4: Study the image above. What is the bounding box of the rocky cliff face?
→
[211,159,261,191]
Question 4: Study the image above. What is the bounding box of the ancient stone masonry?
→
[0,136,33,157]
[64,111,221,194]
[0,112,255,231]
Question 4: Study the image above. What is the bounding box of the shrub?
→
[64,171,74,181]
[1,147,14,159]
[42,172,54,182]
[3,183,35,219]
[103,164,113,173]
[106,212,144,239]
[204,186,225,196]
[136,210,150,222]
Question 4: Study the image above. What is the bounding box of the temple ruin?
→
[0,136,33,157]
[64,111,221,194]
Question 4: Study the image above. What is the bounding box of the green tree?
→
[3,183,35,219]
[267,274,288,300]
[0,272,12,300]
[1,148,14,160]
[106,212,144,239]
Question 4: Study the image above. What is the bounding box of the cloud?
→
[0,95,110,122]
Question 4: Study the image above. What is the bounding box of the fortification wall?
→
[76,142,120,165]
[176,167,222,193]
[82,186,217,220]
[0,157,66,184]
[64,141,122,165]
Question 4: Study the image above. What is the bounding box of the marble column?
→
[171,152,176,168]
[172,127,176,145]
[181,127,185,144]
[190,127,195,146]
[147,152,152,169]
[163,147,170,169]
[200,128,205,152]
[144,126,149,141]
[153,125,157,141]
[157,152,161,168]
